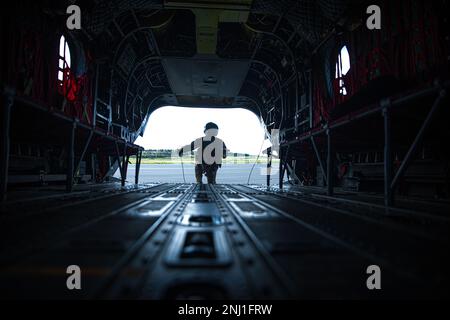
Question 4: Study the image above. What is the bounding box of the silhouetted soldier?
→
[178,122,227,184]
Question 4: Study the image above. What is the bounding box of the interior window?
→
[58,35,71,82]
[335,45,350,96]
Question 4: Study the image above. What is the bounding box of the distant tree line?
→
[142,149,254,158]
[142,149,174,158]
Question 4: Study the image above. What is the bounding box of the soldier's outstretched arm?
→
[178,139,199,156]
[223,142,228,158]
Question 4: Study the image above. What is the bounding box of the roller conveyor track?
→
[0,183,448,299]
[228,185,450,280]
[0,184,176,266]
[235,185,450,242]
[0,183,164,218]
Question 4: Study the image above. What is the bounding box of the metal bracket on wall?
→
[389,89,447,202]
[1,87,15,201]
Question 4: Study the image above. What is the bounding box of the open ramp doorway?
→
[115,106,280,185]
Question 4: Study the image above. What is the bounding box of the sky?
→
[134,106,269,155]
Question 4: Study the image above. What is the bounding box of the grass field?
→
[128,156,280,165]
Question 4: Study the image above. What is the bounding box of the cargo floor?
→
[0,183,449,299]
